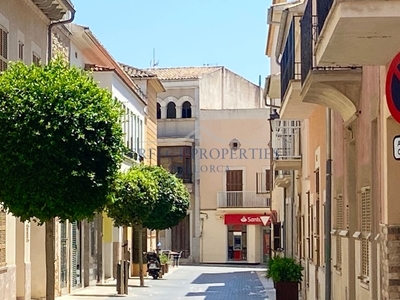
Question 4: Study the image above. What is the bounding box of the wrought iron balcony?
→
[217,192,271,209]
[280,17,301,101]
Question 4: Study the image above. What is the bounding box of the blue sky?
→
[73,0,272,85]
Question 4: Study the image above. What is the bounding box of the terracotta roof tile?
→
[84,64,115,72]
[119,63,155,78]
[144,66,222,80]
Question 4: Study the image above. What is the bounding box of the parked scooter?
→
[146,252,161,279]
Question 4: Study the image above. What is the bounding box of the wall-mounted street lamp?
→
[268,109,280,132]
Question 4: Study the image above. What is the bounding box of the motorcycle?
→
[146,252,161,279]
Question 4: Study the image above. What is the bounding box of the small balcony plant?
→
[266,256,303,300]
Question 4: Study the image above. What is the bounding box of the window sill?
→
[338,230,349,237]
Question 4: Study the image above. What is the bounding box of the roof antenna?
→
[150,48,159,68]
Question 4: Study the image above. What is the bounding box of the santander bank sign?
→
[224,214,270,226]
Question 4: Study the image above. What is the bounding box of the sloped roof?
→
[84,64,115,72]
[145,66,222,80]
[119,63,155,78]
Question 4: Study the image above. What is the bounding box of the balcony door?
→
[226,170,243,207]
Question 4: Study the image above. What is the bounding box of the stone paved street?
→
[57,265,275,300]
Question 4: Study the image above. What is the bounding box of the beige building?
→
[0,1,74,299]
[266,0,400,299]
[150,66,274,264]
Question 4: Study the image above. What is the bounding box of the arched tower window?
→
[157,103,161,119]
[167,102,176,119]
[182,101,192,118]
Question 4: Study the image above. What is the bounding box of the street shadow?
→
[185,270,267,300]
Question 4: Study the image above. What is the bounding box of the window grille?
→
[361,187,371,278]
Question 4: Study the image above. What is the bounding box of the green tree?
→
[106,165,158,286]
[141,165,190,250]
[0,58,124,299]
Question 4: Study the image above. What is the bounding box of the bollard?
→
[116,262,122,294]
[124,260,129,295]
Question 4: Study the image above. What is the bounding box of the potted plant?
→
[160,253,170,274]
[266,256,303,300]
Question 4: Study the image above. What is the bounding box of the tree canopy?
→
[142,165,190,231]
[0,58,124,222]
[106,165,158,227]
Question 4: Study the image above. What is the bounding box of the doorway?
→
[227,225,247,261]
[262,228,271,264]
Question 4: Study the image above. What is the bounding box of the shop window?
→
[167,102,176,119]
[157,103,161,119]
[181,101,192,118]
[158,146,192,183]
[227,225,247,261]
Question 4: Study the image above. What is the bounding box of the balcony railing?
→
[217,192,271,208]
[281,17,302,100]
[317,0,334,33]
[300,0,314,83]
[272,120,302,160]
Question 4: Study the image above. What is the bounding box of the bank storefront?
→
[201,211,272,264]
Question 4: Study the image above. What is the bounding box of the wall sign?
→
[394,135,400,160]
[224,214,271,226]
[386,52,400,124]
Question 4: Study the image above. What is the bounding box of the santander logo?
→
[240,216,261,223]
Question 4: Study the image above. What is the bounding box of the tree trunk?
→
[138,224,144,287]
[156,229,160,256]
[46,218,55,300]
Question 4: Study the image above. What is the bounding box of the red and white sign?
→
[386,52,400,123]
[224,214,271,226]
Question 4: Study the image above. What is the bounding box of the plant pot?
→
[275,281,299,300]
[161,264,165,275]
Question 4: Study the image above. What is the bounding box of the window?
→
[0,27,8,71]
[158,146,192,183]
[256,169,271,194]
[273,222,281,250]
[181,101,192,118]
[18,41,24,60]
[157,103,161,119]
[32,52,41,66]
[167,102,176,119]
[0,206,6,267]
[361,187,371,279]
[226,170,243,207]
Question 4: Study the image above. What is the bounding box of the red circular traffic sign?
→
[386,52,400,123]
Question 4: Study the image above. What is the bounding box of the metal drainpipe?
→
[291,170,295,257]
[47,9,76,63]
[325,108,332,300]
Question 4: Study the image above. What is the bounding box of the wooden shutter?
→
[226,170,243,191]
[361,187,371,278]
[336,195,343,268]
[265,169,271,191]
